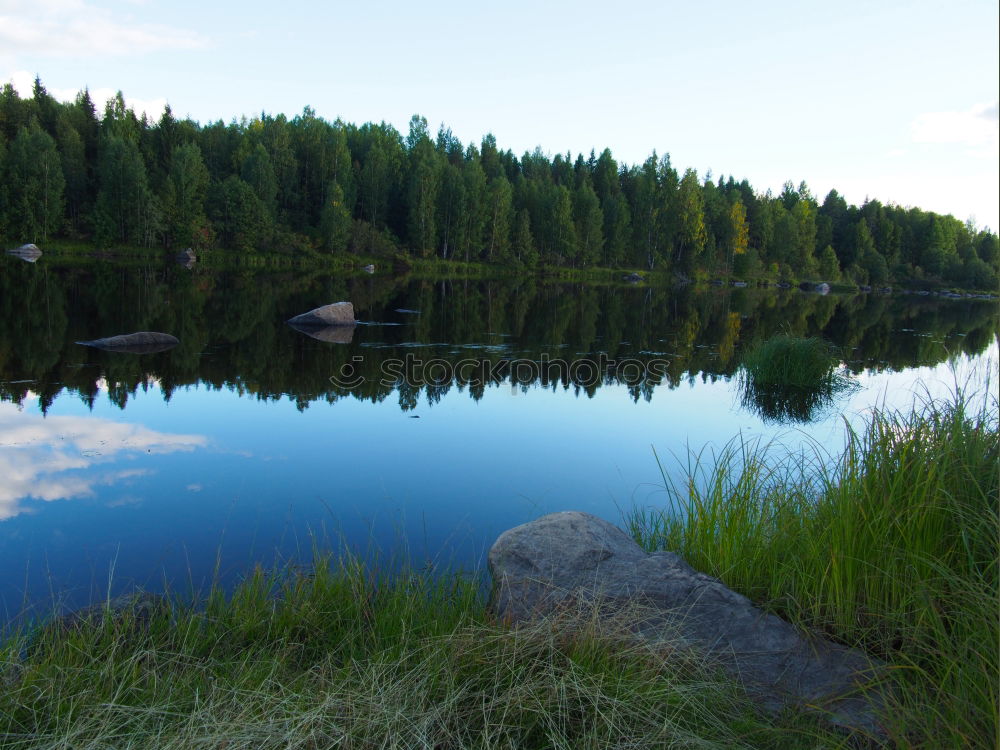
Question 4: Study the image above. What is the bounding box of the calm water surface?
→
[1,256,996,618]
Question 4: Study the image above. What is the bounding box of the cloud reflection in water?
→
[0,396,206,520]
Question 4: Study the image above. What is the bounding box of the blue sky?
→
[2,0,998,229]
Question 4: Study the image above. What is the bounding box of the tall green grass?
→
[628,386,999,748]
[740,334,842,390]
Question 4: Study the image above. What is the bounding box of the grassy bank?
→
[1,389,995,748]
[1,560,830,749]
[629,386,998,748]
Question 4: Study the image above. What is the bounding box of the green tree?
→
[405,115,442,256]
[729,198,749,270]
[102,91,142,143]
[458,149,486,262]
[601,192,631,266]
[95,136,158,246]
[5,123,65,242]
[572,182,604,266]
[163,142,210,248]
[55,114,88,235]
[240,143,278,217]
[484,175,513,262]
[209,175,270,252]
[511,208,538,266]
[319,182,351,252]
[436,163,466,259]
[675,168,706,274]
[818,244,842,281]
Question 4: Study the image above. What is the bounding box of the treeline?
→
[1,78,998,289]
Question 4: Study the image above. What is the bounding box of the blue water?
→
[0,262,995,619]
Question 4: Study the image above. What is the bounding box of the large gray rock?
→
[489,511,886,736]
[287,301,356,327]
[77,332,179,353]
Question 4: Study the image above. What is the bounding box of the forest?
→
[1,77,998,289]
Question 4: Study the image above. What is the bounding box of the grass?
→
[628,384,999,748]
[740,334,843,390]
[738,335,855,422]
[0,556,843,749]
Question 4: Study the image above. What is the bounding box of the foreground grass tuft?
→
[629,386,999,748]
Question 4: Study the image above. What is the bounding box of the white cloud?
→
[7,69,167,120]
[0,0,207,58]
[911,101,1000,157]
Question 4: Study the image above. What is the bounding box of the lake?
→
[1,255,996,620]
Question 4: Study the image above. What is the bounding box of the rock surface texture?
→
[287,301,356,327]
[77,331,179,353]
[489,511,886,737]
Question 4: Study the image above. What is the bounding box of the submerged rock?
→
[287,301,356,327]
[287,321,355,344]
[489,511,887,737]
[52,592,167,634]
[77,332,179,353]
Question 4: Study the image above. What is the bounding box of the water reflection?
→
[0,256,995,418]
[0,396,206,520]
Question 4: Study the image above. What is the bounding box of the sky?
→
[2,0,998,230]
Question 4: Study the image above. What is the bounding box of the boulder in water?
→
[287,301,356,327]
[77,332,179,354]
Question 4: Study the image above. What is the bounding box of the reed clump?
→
[737,335,855,422]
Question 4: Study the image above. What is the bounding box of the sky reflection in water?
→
[1,341,993,618]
